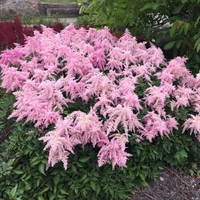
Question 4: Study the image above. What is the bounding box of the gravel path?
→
[130,165,200,200]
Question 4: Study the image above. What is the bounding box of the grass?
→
[40,0,76,3]
[21,15,58,25]
[19,0,78,26]
[20,15,77,25]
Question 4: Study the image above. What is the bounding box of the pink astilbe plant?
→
[103,104,142,135]
[98,133,132,169]
[183,114,200,141]
[140,112,178,142]
[0,23,200,170]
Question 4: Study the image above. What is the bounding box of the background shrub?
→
[77,0,200,74]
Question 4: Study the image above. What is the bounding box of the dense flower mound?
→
[0,24,200,170]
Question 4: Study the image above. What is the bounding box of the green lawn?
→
[40,0,76,3]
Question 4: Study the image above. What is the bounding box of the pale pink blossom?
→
[118,76,141,110]
[183,115,200,141]
[93,94,113,114]
[144,86,169,115]
[133,64,151,82]
[166,57,191,80]
[190,88,200,112]
[70,110,108,147]
[95,26,116,44]
[91,48,106,70]
[118,77,137,93]
[156,69,174,84]
[39,125,75,169]
[108,47,124,61]
[106,58,122,72]
[146,44,165,68]
[166,115,179,132]
[117,29,138,51]
[63,52,93,77]
[171,86,193,109]
[139,111,171,142]
[84,71,115,97]
[122,50,136,66]
[78,41,94,55]
[1,67,29,92]
[120,92,142,111]
[98,136,131,169]
[133,44,149,63]
[103,104,142,134]
[0,48,24,65]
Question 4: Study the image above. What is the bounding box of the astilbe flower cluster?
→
[0,24,200,170]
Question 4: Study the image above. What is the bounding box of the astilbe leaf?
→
[0,23,200,170]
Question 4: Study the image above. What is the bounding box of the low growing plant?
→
[0,110,200,199]
[1,23,200,169]
[1,24,200,199]
[1,108,199,199]
[0,118,136,200]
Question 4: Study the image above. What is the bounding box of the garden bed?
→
[1,14,200,200]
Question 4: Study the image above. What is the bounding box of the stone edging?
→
[0,0,81,20]
[38,2,80,18]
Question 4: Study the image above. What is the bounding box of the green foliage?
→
[0,126,135,200]
[0,88,200,199]
[0,86,134,199]
[20,15,58,26]
[128,129,200,178]
[1,17,200,198]
[1,26,200,200]
[1,128,200,199]
[77,0,200,74]
[0,88,15,142]
[189,162,200,177]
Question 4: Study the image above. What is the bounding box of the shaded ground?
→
[131,165,200,200]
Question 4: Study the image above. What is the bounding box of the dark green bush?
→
[77,0,200,73]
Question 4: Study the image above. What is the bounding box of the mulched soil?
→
[130,165,200,200]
